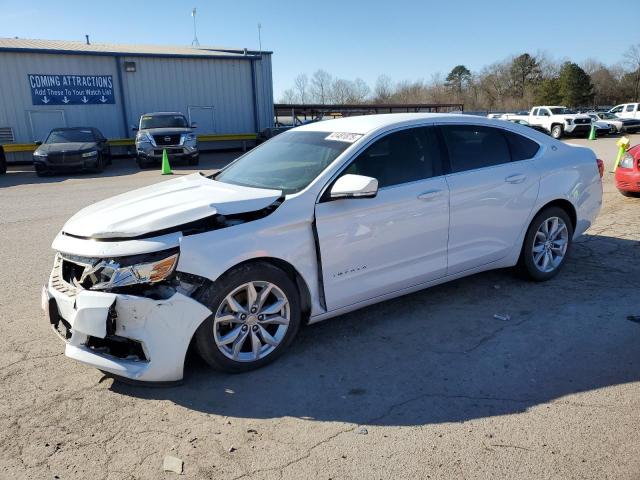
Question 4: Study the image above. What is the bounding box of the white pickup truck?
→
[502,106,592,139]
[609,103,640,120]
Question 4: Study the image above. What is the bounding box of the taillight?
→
[596,158,604,178]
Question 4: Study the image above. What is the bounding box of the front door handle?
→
[505,174,526,184]
[417,189,442,200]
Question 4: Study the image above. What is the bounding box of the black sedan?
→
[33,127,111,176]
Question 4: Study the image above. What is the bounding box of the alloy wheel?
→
[213,281,290,362]
[532,216,569,273]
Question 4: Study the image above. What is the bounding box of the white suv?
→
[42,114,603,383]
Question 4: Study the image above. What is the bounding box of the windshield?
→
[549,107,572,115]
[600,113,617,120]
[140,114,188,129]
[215,131,354,194]
[46,129,95,143]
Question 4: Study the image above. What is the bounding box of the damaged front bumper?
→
[42,261,211,383]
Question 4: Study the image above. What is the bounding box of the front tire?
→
[35,164,48,177]
[518,207,573,281]
[194,262,301,373]
[619,190,640,198]
[94,153,105,173]
[136,156,152,169]
[550,124,563,139]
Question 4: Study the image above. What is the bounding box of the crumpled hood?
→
[62,173,281,239]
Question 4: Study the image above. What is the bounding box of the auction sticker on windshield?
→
[325,132,363,143]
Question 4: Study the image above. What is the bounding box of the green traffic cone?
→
[161,149,172,175]
[588,124,596,141]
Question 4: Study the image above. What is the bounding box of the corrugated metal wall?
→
[0,52,124,141]
[120,54,273,135]
[0,51,274,145]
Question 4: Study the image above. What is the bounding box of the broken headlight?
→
[79,253,179,290]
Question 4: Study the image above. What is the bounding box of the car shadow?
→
[0,151,240,188]
[111,233,640,427]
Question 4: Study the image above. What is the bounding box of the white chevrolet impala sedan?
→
[43,114,603,383]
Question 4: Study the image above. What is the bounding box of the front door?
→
[315,126,450,311]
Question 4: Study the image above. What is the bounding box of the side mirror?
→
[191,122,198,129]
[131,125,138,132]
[330,174,378,199]
[35,141,42,145]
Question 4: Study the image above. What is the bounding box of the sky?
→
[2,0,639,99]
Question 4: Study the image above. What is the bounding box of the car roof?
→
[294,113,491,135]
[141,112,185,116]
[52,127,95,131]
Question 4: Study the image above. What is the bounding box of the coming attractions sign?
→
[28,74,115,105]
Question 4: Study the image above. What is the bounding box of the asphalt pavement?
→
[0,135,639,479]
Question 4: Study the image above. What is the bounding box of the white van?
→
[609,103,640,119]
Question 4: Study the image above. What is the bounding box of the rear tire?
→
[194,262,301,373]
[518,207,573,282]
[188,154,200,166]
[550,124,563,139]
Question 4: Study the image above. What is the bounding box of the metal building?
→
[0,38,273,158]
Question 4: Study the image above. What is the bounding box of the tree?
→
[557,62,594,107]
[478,61,511,109]
[374,75,393,102]
[279,88,297,104]
[330,78,352,103]
[623,43,640,101]
[534,78,562,105]
[310,69,333,104]
[293,74,309,104]
[351,78,370,103]
[445,65,471,93]
[590,67,621,106]
[509,53,541,98]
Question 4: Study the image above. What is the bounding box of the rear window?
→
[441,125,511,173]
[504,131,540,161]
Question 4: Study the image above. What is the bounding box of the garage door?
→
[29,110,66,142]
[188,106,215,134]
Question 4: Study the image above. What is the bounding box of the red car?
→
[615,144,640,197]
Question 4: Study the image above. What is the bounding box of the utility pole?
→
[191,8,200,47]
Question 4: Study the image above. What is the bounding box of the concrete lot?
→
[1,135,639,480]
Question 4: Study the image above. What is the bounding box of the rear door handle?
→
[417,189,442,200]
[505,174,526,184]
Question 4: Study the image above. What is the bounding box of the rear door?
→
[315,126,449,310]
[440,124,540,275]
